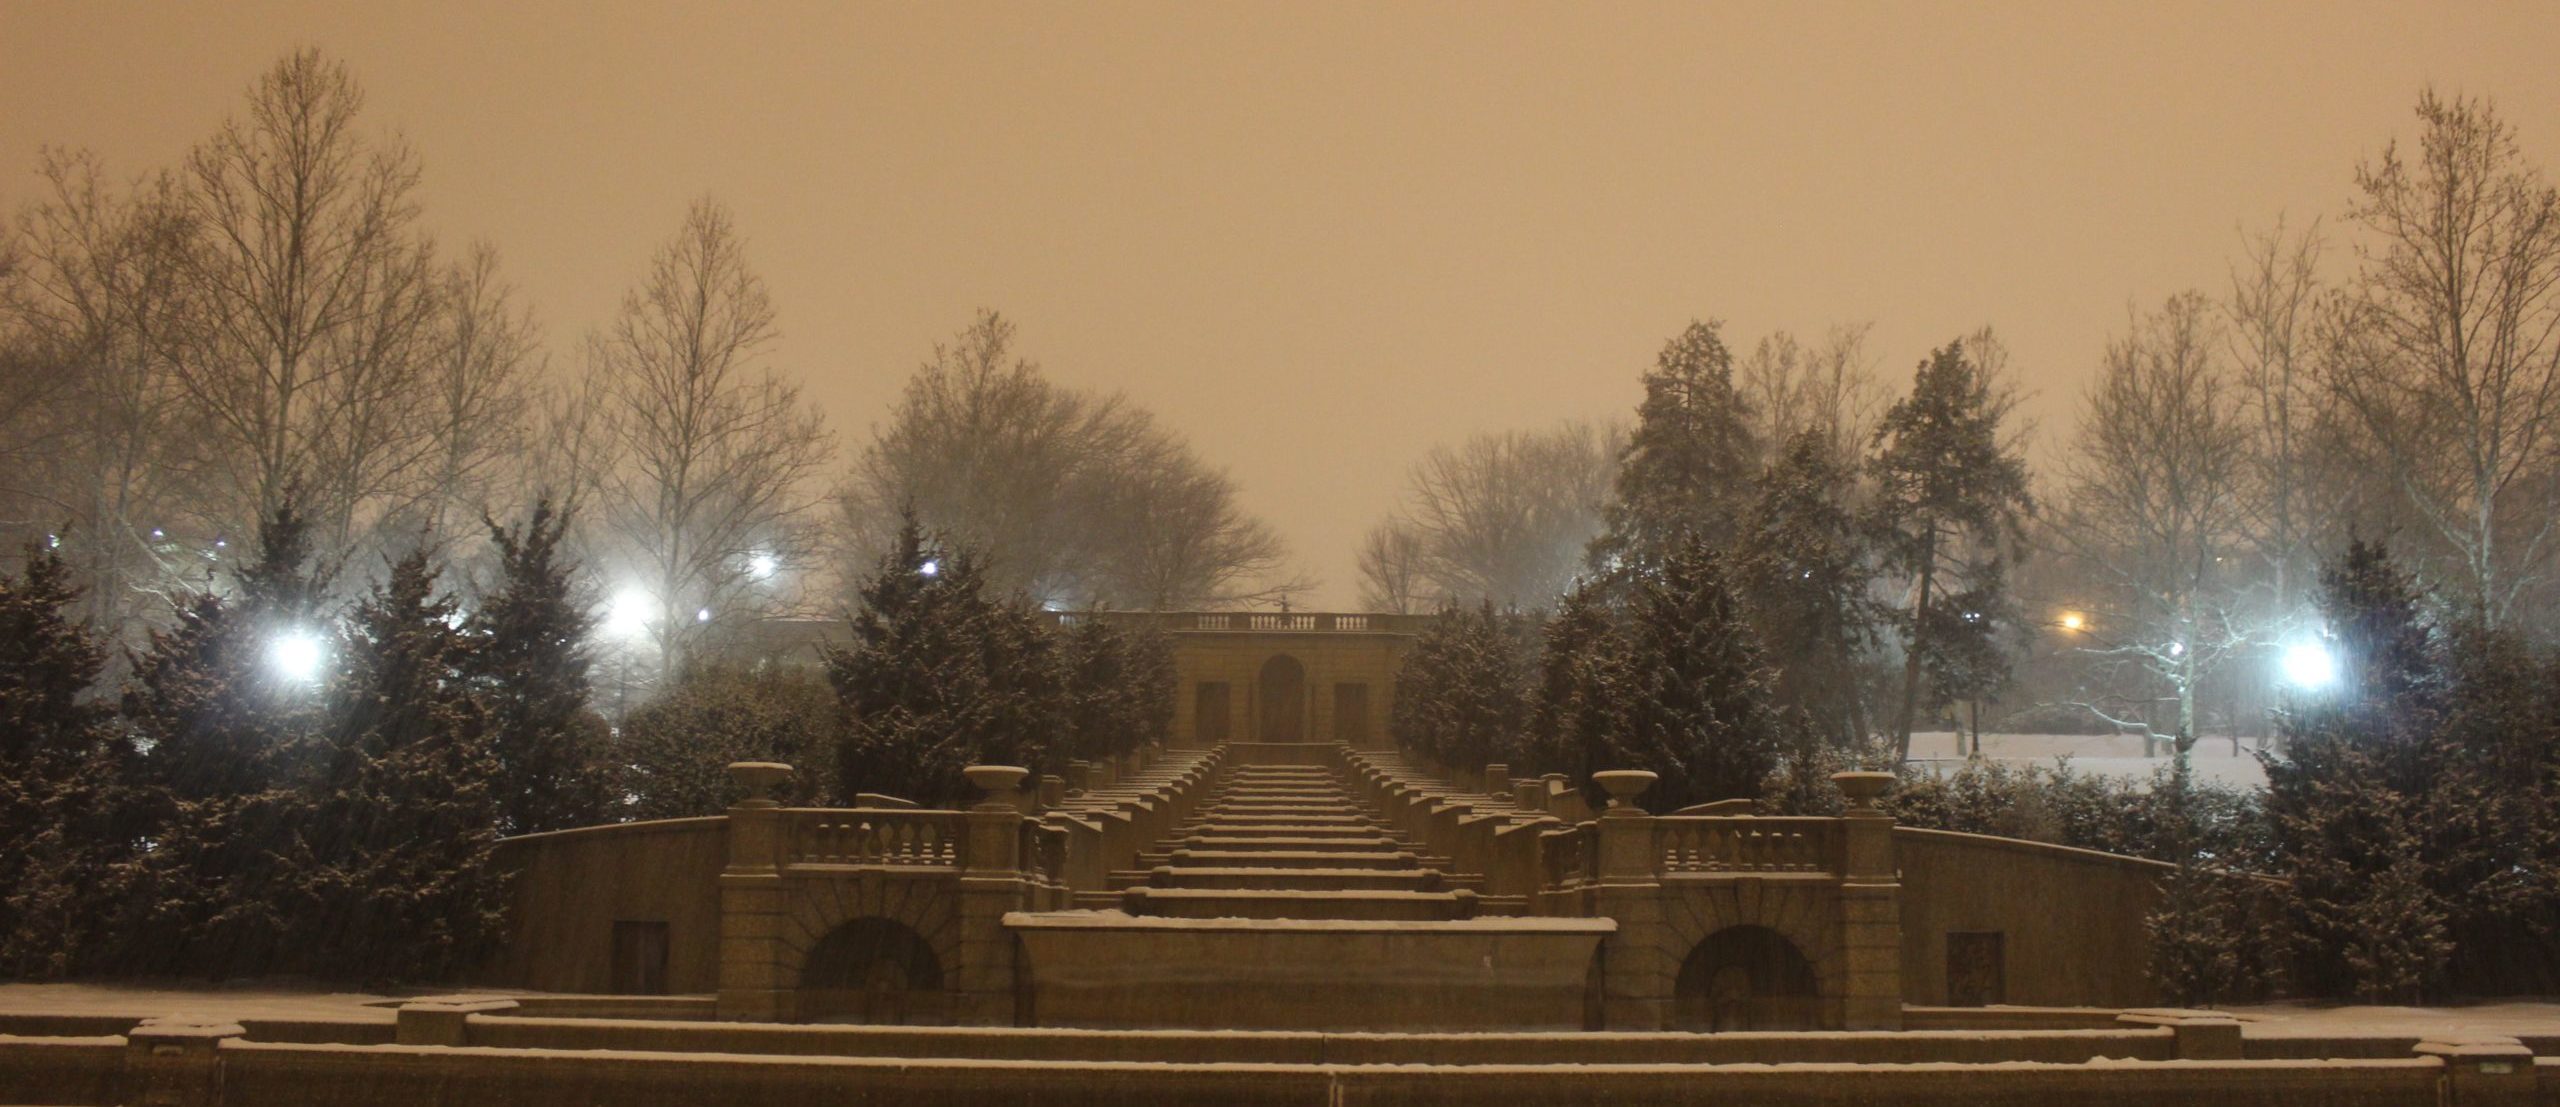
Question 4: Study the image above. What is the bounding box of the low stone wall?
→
[0,1033,2501,1107]
[477,816,730,994]
[1004,913,1614,1031]
[1895,827,2173,1008]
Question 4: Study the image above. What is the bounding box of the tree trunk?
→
[1893,531,1937,763]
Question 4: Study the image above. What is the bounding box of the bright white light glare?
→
[2059,612,2085,631]
[748,552,779,579]
[919,559,940,577]
[2281,641,2338,689]
[268,631,324,684]
[2169,641,2185,657]
[695,607,712,623]
[604,588,654,639]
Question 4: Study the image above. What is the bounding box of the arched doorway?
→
[799,917,946,1023]
[1257,654,1307,741]
[1673,925,1820,1031]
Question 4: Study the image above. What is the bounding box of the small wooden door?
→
[1946,931,2006,1006]
[1334,682,1371,743]
[612,920,670,995]
[1195,682,1231,743]
[1257,655,1306,741]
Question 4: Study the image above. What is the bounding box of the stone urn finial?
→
[963,764,1031,810]
[726,761,793,808]
[1591,769,1659,815]
[1830,770,1895,814]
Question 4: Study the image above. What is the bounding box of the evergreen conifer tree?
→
[621,663,840,817]
[1867,341,2032,761]
[1617,533,1782,810]
[1735,429,1880,746]
[1523,578,1628,786]
[0,544,128,977]
[1388,602,1530,772]
[2263,538,2457,1000]
[1588,321,1760,579]
[302,547,506,982]
[111,501,335,977]
[828,514,1062,807]
[467,499,615,835]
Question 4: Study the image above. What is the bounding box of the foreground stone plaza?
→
[3,614,2556,1104]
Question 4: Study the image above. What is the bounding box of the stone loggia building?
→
[481,612,2174,1031]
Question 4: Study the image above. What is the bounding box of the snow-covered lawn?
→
[1906,730,2271,791]
[0,981,403,1022]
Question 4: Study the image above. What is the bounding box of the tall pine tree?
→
[1616,533,1782,810]
[827,514,1063,808]
[1589,320,1760,580]
[301,547,507,982]
[467,499,615,835]
[1389,602,1531,772]
[0,544,128,977]
[1868,340,2031,761]
[1735,428,1881,746]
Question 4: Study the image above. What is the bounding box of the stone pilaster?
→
[1590,771,1669,1030]
[952,766,1032,1026]
[1833,771,1903,1030]
[716,762,796,1022]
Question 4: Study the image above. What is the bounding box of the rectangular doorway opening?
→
[612,920,670,995]
[1946,931,2005,1006]
[1334,682,1371,743]
[1195,682,1231,743]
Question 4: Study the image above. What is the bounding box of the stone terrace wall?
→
[477,817,729,994]
[1895,827,2172,1008]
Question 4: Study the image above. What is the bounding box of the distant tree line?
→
[0,49,1297,699]
[0,498,1174,984]
[1380,88,2560,1002]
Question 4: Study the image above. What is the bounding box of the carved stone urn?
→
[963,764,1031,809]
[1590,769,1659,814]
[725,761,793,808]
[1830,770,1896,814]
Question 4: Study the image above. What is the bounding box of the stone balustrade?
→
[1653,816,1842,876]
[784,809,968,868]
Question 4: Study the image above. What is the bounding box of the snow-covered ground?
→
[0,983,2553,1040]
[0,981,402,1022]
[1905,730,2271,791]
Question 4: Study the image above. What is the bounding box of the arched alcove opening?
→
[799,917,947,1024]
[1673,924,1820,1031]
[1257,654,1307,741]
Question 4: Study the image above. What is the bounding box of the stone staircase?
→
[1005,745,1612,1030]
[1110,762,1482,921]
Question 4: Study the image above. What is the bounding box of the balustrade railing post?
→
[1587,769,1670,1030]
[716,761,795,1022]
[1831,771,1903,1030]
[955,765,1031,1025]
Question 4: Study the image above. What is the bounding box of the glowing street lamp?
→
[919,558,940,578]
[604,588,655,640]
[747,551,779,580]
[2059,611,2086,632]
[2280,641,2338,690]
[268,630,325,685]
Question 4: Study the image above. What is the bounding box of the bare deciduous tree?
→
[0,150,204,638]
[842,310,1290,610]
[1370,421,1623,610]
[1738,323,1887,466]
[2052,292,2254,747]
[592,198,835,677]
[2226,217,2345,619]
[1355,520,1434,614]
[169,49,450,560]
[2325,90,2560,627]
